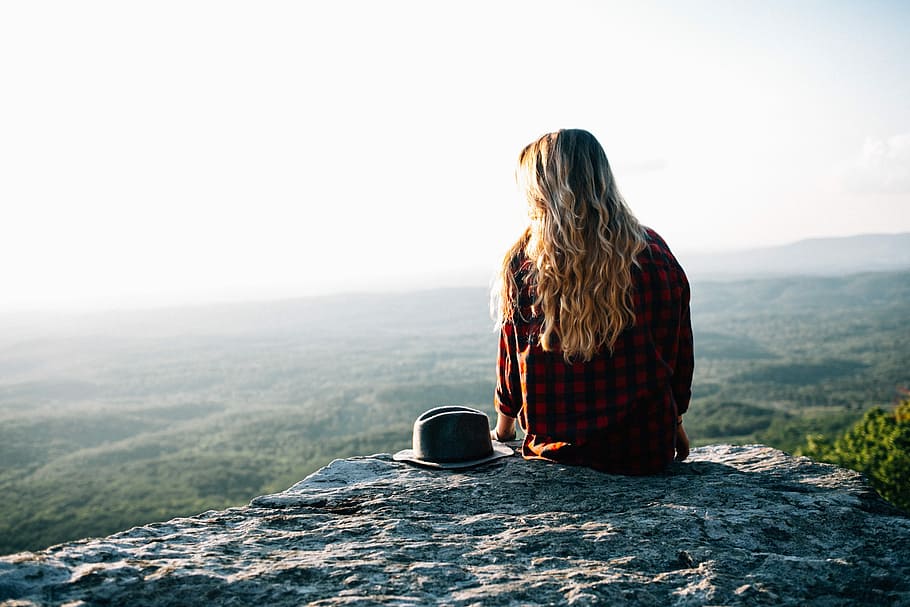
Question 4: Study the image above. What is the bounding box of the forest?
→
[1,269,908,555]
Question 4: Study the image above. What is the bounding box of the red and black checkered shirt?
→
[495,228,694,475]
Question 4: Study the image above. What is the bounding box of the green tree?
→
[801,397,910,511]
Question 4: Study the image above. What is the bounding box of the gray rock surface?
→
[1,444,908,606]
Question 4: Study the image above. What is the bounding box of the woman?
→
[492,129,693,475]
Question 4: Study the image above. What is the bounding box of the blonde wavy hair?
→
[496,129,646,361]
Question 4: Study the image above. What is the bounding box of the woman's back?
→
[492,129,693,474]
[495,227,692,474]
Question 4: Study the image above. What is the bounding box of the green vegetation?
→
[0,271,908,554]
[800,396,910,511]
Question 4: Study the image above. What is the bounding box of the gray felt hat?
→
[393,405,514,469]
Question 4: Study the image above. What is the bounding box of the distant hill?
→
[679,233,910,281]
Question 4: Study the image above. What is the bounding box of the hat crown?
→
[412,406,494,463]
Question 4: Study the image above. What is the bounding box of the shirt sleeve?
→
[495,321,522,419]
[673,277,694,416]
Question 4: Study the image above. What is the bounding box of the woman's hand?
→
[675,418,690,461]
[492,412,517,442]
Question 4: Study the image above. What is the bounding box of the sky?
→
[1,0,909,312]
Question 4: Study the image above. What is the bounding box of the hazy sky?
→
[2,0,909,311]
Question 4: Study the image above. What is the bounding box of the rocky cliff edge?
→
[1,444,909,606]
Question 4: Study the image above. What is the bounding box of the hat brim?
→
[393,442,514,470]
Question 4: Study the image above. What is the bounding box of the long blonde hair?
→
[496,129,646,361]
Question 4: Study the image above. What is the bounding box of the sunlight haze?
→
[2,0,909,311]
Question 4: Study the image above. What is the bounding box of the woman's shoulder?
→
[639,227,668,259]
[639,227,688,276]
[642,227,670,250]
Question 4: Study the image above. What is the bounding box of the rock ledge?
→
[1,444,908,606]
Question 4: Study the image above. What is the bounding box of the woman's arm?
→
[493,321,521,442]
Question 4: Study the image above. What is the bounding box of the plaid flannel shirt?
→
[495,228,694,474]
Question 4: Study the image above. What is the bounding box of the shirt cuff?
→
[495,398,519,419]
